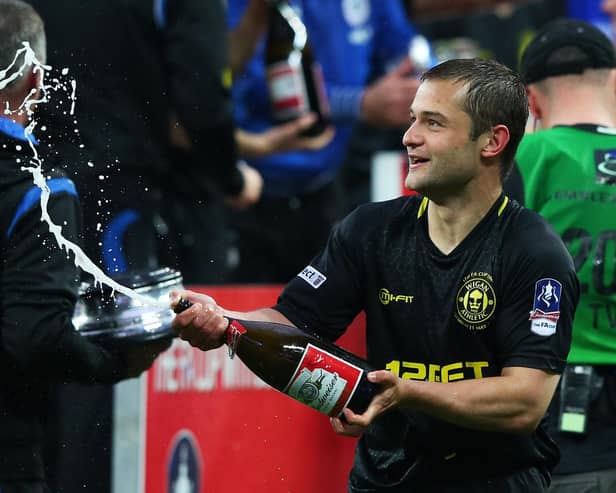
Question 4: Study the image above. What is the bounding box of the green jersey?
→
[513,124,616,363]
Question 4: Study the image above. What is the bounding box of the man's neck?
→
[0,97,28,127]
[542,87,616,129]
[0,114,27,127]
[426,182,501,255]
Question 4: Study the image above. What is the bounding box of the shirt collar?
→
[0,115,38,145]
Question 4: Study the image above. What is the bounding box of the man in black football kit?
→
[171,58,579,492]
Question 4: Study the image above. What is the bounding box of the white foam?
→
[2,42,166,309]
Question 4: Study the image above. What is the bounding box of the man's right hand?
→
[170,290,230,351]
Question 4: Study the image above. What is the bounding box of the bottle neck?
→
[270,1,307,50]
[225,319,246,359]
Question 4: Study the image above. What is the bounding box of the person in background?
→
[23,0,263,491]
[227,0,428,283]
[234,113,334,159]
[603,0,616,36]
[29,0,263,284]
[505,18,616,493]
[0,2,168,492]
[172,58,579,492]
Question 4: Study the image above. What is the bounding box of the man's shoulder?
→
[504,204,571,263]
[506,203,557,237]
[336,195,423,240]
[516,127,585,181]
[350,195,423,222]
[519,125,616,153]
[0,159,79,237]
[518,127,570,153]
[0,165,76,199]
[0,155,34,201]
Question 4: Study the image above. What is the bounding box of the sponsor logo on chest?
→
[379,287,415,305]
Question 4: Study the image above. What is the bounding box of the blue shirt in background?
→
[228,0,416,197]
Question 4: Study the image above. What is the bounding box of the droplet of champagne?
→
[1,42,166,309]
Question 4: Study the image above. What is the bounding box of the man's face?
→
[603,0,616,25]
[402,79,487,196]
[601,0,616,16]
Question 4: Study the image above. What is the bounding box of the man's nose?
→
[402,124,421,148]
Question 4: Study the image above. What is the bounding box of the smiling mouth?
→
[409,157,429,167]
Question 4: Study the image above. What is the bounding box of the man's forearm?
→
[399,367,560,434]
[223,307,293,326]
[229,0,268,75]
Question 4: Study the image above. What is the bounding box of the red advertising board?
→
[144,285,366,493]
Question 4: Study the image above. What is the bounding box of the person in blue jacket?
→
[228,0,430,282]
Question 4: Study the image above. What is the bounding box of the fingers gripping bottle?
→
[174,298,378,417]
[265,0,330,136]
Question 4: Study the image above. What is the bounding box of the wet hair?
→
[421,58,528,178]
[0,0,46,93]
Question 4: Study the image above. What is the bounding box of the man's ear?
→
[480,124,510,159]
[527,86,542,121]
[27,68,43,93]
[609,68,616,99]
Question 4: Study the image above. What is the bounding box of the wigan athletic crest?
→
[455,272,496,331]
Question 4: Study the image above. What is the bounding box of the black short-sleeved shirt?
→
[274,194,579,487]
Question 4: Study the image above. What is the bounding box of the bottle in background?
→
[265,0,329,136]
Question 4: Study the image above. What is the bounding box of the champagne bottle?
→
[265,0,329,137]
[174,298,378,417]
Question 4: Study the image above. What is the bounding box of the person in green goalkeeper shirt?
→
[506,18,616,493]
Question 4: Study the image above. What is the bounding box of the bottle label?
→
[267,59,309,120]
[284,343,363,417]
[226,320,247,359]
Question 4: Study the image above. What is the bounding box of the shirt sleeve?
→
[495,211,579,373]
[1,189,128,384]
[274,207,367,341]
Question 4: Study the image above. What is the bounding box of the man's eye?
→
[428,119,441,127]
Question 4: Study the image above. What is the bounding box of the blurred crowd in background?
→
[33,0,583,290]
[15,0,600,291]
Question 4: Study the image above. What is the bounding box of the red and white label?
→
[284,344,363,417]
[226,320,247,359]
[267,60,309,120]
